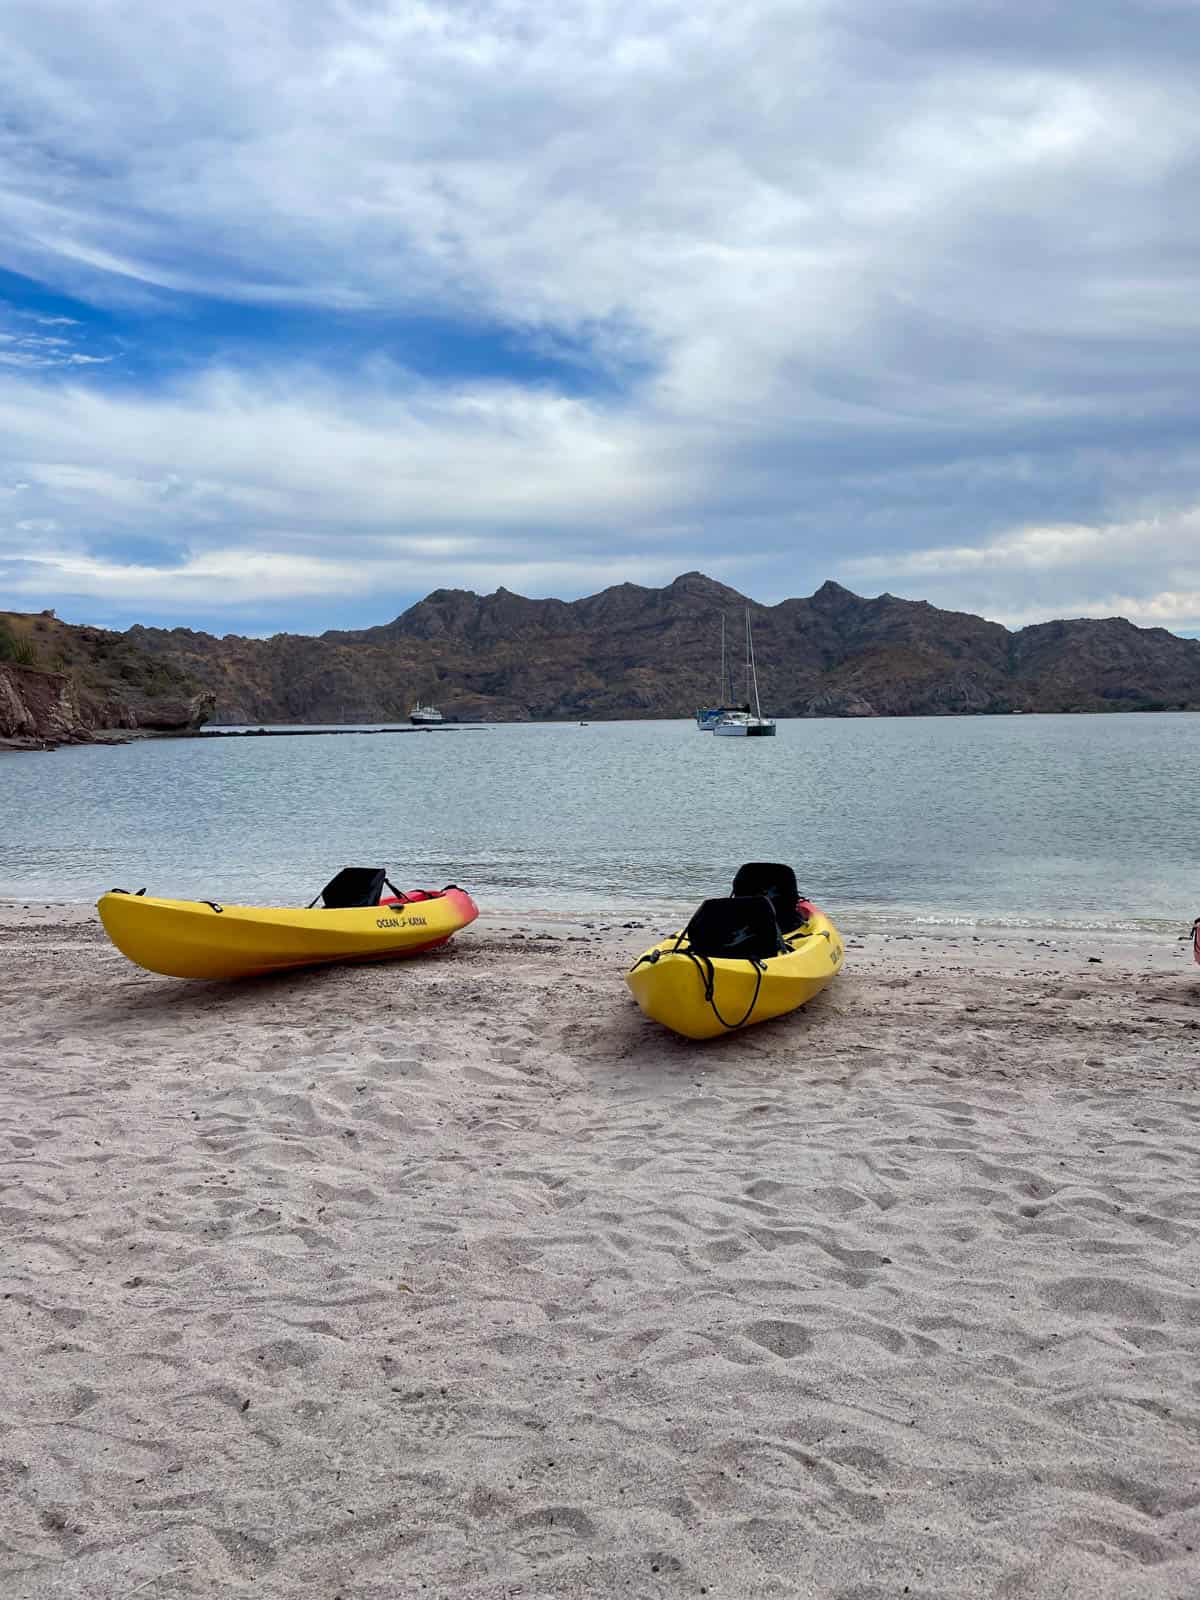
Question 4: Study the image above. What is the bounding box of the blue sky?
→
[2,0,1199,638]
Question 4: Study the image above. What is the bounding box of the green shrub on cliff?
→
[0,624,39,666]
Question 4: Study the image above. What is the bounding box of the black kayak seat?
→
[732,862,802,930]
[311,866,388,909]
[684,895,786,961]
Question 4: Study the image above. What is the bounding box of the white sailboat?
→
[695,615,744,730]
[713,610,776,737]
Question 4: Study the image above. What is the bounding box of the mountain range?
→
[4,573,1200,746]
[126,572,1200,722]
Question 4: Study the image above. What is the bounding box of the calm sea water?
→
[3,715,1198,931]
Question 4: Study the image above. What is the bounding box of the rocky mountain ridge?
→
[120,572,1200,724]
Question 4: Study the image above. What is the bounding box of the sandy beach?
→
[2,902,1198,1598]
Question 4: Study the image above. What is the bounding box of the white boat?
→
[713,611,775,737]
[713,711,775,737]
[696,616,746,730]
[409,701,443,725]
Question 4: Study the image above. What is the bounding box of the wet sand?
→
[2,903,1198,1598]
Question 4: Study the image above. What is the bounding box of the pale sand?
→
[2,903,1198,1599]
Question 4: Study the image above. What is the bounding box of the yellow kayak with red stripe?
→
[97,885,478,981]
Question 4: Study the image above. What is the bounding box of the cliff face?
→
[0,611,215,749]
[0,663,91,748]
[39,575,1200,724]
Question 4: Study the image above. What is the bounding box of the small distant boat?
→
[712,610,775,737]
[696,615,746,730]
[409,701,443,725]
[97,867,478,981]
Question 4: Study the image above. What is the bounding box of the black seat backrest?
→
[732,862,800,929]
[313,867,387,908]
[684,896,784,961]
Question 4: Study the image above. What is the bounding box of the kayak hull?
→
[626,904,844,1039]
[97,888,479,981]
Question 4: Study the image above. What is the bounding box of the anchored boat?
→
[696,615,747,731]
[97,866,478,981]
[712,611,775,736]
[409,701,443,725]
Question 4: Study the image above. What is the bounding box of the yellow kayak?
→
[626,869,843,1039]
[97,871,478,981]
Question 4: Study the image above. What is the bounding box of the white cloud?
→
[1,3,1199,625]
[0,365,682,528]
[841,508,1200,629]
[10,543,686,612]
[0,363,716,611]
[994,592,1200,629]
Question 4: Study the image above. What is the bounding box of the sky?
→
[2,0,1199,638]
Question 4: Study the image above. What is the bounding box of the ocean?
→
[3,714,1198,931]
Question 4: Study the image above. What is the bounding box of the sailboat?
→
[713,610,776,737]
[695,616,746,730]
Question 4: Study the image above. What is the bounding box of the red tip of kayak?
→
[443,886,480,926]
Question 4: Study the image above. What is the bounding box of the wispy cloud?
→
[24,313,80,326]
[0,304,112,368]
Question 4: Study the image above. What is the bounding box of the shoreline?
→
[1,723,489,754]
[8,704,1200,756]
[4,901,1194,997]
[1,897,1192,944]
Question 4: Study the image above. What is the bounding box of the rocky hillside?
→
[0,611,215,750]
[121,573,1200,722]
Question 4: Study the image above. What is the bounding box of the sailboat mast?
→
[719,615,727,703]
[747,608,763,719]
